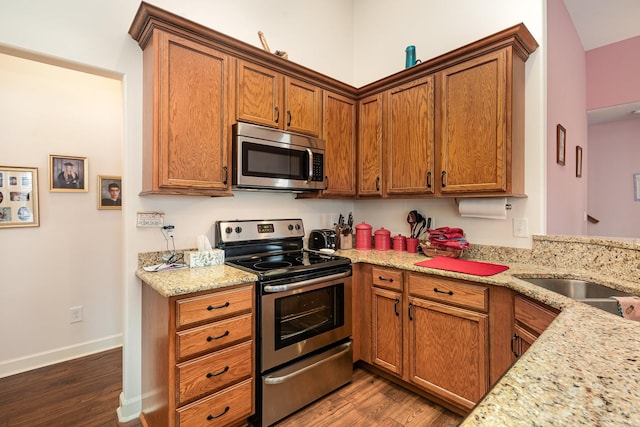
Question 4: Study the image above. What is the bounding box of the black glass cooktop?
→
[227,250,349,276]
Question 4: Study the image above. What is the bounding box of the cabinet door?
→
[438,49,507,194]
[237,60,282,129]
[386,76,435,196]
[151,31,233,194]
[408,297,488,410]
[284,76,322,137]
[322,91,356,197]
[357,94,383,197]
[371,287,403,375]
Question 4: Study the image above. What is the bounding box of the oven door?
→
[261,271,352,372]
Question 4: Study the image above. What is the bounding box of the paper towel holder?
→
[454,198,512,210]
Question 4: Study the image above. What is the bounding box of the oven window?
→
[274,284,344,350]
[242,141,307,180]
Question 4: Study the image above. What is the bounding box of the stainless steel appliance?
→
[308,229,337,251]
[232,122,326,191]
[215,219,352,426]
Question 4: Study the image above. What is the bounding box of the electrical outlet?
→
[137,212,165,227]
[70,306,83,323]
[513,218,529,238]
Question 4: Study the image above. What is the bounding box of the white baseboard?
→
[0,334,123,378]
[117,391,142,423]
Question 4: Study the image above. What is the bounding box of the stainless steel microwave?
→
[232,122,326,191]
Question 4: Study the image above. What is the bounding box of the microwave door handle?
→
[306,148,313,183]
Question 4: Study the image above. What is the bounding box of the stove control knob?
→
[288,224,294,231]
[235,226,242,234]
[225,227,233,234]
[295,224,301,231]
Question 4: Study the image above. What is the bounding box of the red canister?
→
[393,234,407,251]
[374,227,391,251]
[355,221,372,250]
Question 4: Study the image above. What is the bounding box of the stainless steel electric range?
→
[215,219,353,426]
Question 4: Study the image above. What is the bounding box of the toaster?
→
[308,229,337,250]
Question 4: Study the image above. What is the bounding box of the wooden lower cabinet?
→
[512,294,558,361]
[371,267,404,375]
[141,283,255,427]
[407,298,487,410]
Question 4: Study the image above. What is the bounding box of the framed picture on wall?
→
[0,166,39,228]
[556,124,566,165]
[98,175,122,210]
[49,155,88,192]
[576,146,583,178]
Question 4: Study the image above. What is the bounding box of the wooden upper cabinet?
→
[322,91,356,197]
[357,94,384,197]
[385,75,435,196]
[285,77,323,136]
[438,49,508,194]
[141,30,233,196]
[237,60,322,137]
[236,60,281,129]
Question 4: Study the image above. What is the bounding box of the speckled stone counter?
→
[135,236,640,425]
[337,235,640,427]
[135,251,256,297]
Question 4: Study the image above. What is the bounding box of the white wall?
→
[0,52,123,373]
[0,0,547,422]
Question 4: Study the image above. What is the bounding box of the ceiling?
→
[563,0,640,124]
[563,0,640,51]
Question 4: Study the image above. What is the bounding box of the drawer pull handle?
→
[433,287,453,296]
[394,298,400,316]
[378,276,393,282]
[511,333,522,358]
[408,302,414,320]
[207,406,230,421]
[207,330,230,341]
[206,366,229,378]
[207,302,230,311]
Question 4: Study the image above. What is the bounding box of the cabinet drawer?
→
[177,378,253,427]
[176,286,253,328]
[177,341,253,404]
[515,295,557,336]
[176,313,253,360]
[409,274,487,311]
[372,267,403,291]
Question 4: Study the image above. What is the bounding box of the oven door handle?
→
[263,271,351,293]
[263,341,351,385]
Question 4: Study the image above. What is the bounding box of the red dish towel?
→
[414,256,509,277]
[613,296,640,321]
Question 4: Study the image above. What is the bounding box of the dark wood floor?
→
[0,348,461,427]
[274,367,462,427]
[0,347,136,427]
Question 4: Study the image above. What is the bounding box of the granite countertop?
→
[136,239,640,425]
[337,248,640,427]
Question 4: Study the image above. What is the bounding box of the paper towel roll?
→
[458,198,507,220]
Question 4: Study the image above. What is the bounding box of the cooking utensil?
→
[407,210,417,236]
[414,218,427,239]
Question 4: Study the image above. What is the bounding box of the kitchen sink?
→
[520,278,633,315]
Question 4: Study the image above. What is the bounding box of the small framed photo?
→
[98,176,122,210]
[0,166,39,228]
[556,124,566,166]
[575,146,583,178]
[50,155,87,192]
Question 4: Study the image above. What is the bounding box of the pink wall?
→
[546,0,588,235]
[587,119,640,237]
[586,36,640,110]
